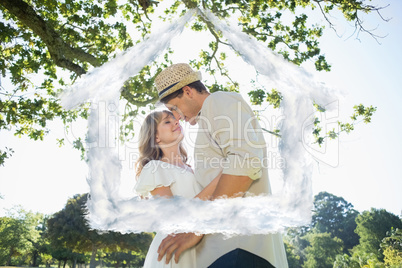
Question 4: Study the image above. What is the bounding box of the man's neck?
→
[198,91,210,107]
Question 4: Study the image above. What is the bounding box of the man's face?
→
[165,88,200,126]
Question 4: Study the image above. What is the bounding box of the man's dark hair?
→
[160,81,208,104]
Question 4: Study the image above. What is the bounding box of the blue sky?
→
[309,0,402,216]
[0,0,401,217]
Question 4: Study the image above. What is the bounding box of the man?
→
[155,63,288,268]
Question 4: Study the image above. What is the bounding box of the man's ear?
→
[182,86,193,98]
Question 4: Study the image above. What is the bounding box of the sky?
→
[0,0,401,218]
[307,0,402,216]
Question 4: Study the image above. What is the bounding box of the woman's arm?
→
[194,172,222,200]
[151,172,221,200]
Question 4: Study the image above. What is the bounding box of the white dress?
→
[134,160,202,268]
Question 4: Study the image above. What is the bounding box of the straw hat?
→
[155,63,202,101]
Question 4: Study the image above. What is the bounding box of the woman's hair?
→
[135,110,188,178]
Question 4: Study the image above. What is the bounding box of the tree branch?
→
[315,1,341,38]
[120,88,158,106]
[312,0,390,43]
[0,0,101,75]
[350,9,389,44]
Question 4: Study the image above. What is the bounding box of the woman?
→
[134,110,219,267]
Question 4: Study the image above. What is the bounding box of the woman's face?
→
[156,112,183,147]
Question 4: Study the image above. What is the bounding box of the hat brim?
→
[157,71,202,101]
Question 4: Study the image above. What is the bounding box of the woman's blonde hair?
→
[135,110,188,178]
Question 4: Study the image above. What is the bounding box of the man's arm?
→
[211,174,253,199]
[194,172,221,200]
[157,174,254,264]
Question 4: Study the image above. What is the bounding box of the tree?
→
[0,0,384,165]
[284,227,310,266]
[27,215,53,267]
[285,192,360,266]
[382,247,402,267]
[0,207,44,266]
[47,194,110,268]
[284,240,302,268]
[352,208,402,262]
[380,228,402,267]
[302,232,344,268]
[49,248,79,268]
[312,191,360,251]
[104,250,146,268]
[47,194,152,268]
[333,254,360,268]
[0,216,26,265]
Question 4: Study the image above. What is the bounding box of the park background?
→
[0,0,401,267]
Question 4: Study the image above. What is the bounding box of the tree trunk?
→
[63,259,67,268]
[6,247,14,266]
[31,250,39,267]
[90,244,98,268]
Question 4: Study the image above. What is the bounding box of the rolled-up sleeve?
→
[200,92,266,180]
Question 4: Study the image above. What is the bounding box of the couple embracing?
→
[134,63,288,268]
